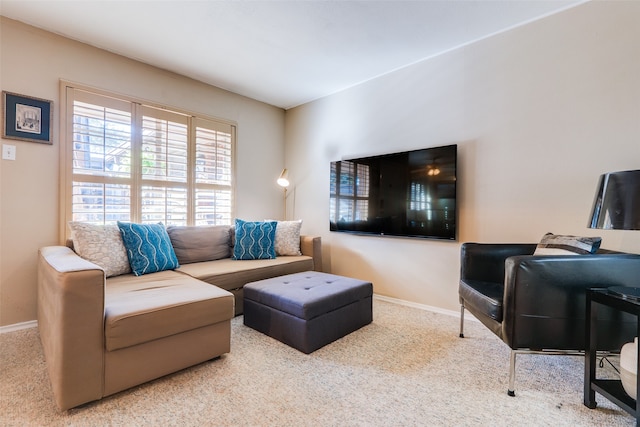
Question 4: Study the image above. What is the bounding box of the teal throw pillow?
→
[233,219,277,260]
[117,222,179,276]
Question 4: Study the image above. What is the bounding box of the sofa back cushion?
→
[166,225,231,264]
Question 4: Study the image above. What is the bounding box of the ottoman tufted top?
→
[243,271,372,320]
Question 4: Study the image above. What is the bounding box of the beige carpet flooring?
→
[0,298,634,426]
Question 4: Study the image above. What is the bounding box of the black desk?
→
[585,288,640,424]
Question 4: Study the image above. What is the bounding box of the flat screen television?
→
[330,144,457,240]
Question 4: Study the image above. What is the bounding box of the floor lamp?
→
[277,168,290,220]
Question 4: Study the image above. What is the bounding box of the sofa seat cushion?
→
[105,270,234,351]
[459,279,503,323]
[175,256,313,292]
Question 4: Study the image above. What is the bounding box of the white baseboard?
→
[373,293,478,322]
[0,320,37,334]
[0,296,473,334]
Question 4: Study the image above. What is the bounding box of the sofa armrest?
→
[502,253,640,350]
[300,235,323,272]
[38,246,106,410]
[460,243,536,284]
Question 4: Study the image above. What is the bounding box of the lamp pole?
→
[277,168,290,220]
[283,187,288,220]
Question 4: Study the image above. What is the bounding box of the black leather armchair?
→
[458,242,640,396]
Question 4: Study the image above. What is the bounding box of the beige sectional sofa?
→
[37,223,322,410]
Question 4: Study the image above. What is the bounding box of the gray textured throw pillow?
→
[68,222,131,277]
[534,232,602,255]
[274,220,302,256]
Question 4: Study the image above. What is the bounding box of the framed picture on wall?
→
[2,91,53,144]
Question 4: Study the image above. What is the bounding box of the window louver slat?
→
[195,126,232,185]
[141,116,188,183]
[71,182,131,224]
[72,101,132,178]
[141,186,187,225]
[195,189,232,226]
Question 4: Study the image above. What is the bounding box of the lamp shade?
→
[588,170,640,230]
[277,168,290,188]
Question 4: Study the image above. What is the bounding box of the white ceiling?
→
[1,0,584,109]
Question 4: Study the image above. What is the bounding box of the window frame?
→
[59,81,236,242]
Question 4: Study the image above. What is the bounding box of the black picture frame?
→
[2,91,53,144]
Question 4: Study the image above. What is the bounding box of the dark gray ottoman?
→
[243,271,373,354]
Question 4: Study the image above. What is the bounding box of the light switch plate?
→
[2,144,17,160]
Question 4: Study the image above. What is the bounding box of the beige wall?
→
[2,1,640,327]
[0,18,286,326]
[285,1,640,312]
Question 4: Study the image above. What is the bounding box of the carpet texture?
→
[0,298,634,426]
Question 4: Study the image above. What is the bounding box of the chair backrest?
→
[460,243,536,284]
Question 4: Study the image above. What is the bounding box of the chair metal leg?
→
[508,350,516,396]
[506,349,590,397]
[459,304,465,338]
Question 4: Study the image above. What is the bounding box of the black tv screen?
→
[330,144,457,240]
